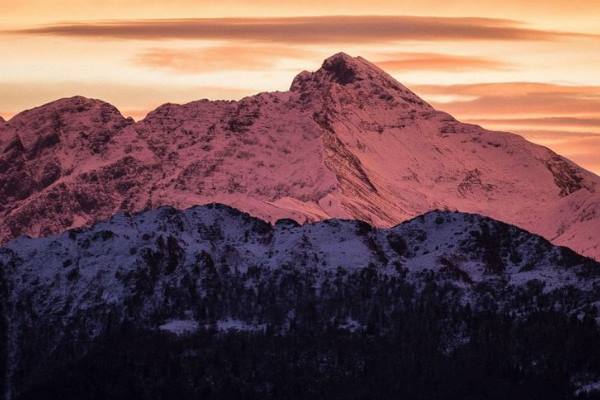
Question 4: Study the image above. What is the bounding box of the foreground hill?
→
[1,204,600,398]
[1,53,599,260]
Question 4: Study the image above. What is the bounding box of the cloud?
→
[8,15,597,43]
[412,82,600,117]
[374,52,508,72]
[431,95,600,117]
[468,117,600,128]
[133,47,505,74]
[514,129,600,175]
[133,45,315,73]
[414,82,600,96]
[516,129,600,140]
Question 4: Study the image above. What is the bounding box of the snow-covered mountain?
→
[1,53,599,260]
[1,204,599,398]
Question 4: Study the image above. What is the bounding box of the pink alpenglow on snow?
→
[0,53,599,260]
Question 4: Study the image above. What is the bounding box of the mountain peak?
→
[1,53,600,262]
[291,52,389,89]
[12,95,129,123]
[6,95,133,154]
[320,52,367,85]
[290,52,433,110]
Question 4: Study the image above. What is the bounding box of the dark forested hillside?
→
[2,204,600,399]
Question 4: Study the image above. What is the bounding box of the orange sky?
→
[1,1,599,174]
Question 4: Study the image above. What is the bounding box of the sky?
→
[1,1,599,175]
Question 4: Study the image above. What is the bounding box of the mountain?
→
[1,204,600,399]
[1,53,599,260]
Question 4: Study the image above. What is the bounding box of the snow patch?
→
[159,319,199,336]
[575,380,600,396]
[339,317,363,332]
[214,318,266,333]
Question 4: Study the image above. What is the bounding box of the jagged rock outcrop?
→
[1,53,599,260]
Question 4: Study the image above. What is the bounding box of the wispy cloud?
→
[468,117,600,128]
[133,45,315,73]
[374,52,508,71]
[132,47,506,74]
[414,82,600,96]
[8,16,597,43]
[431,94,600,117]
[413,82,600,117]
[515,129,600,174]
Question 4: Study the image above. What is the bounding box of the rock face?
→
[1,53,599,260]
[1,205,600,398]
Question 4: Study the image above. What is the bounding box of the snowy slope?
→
[4,204,596,309]
[1,53,599,260]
